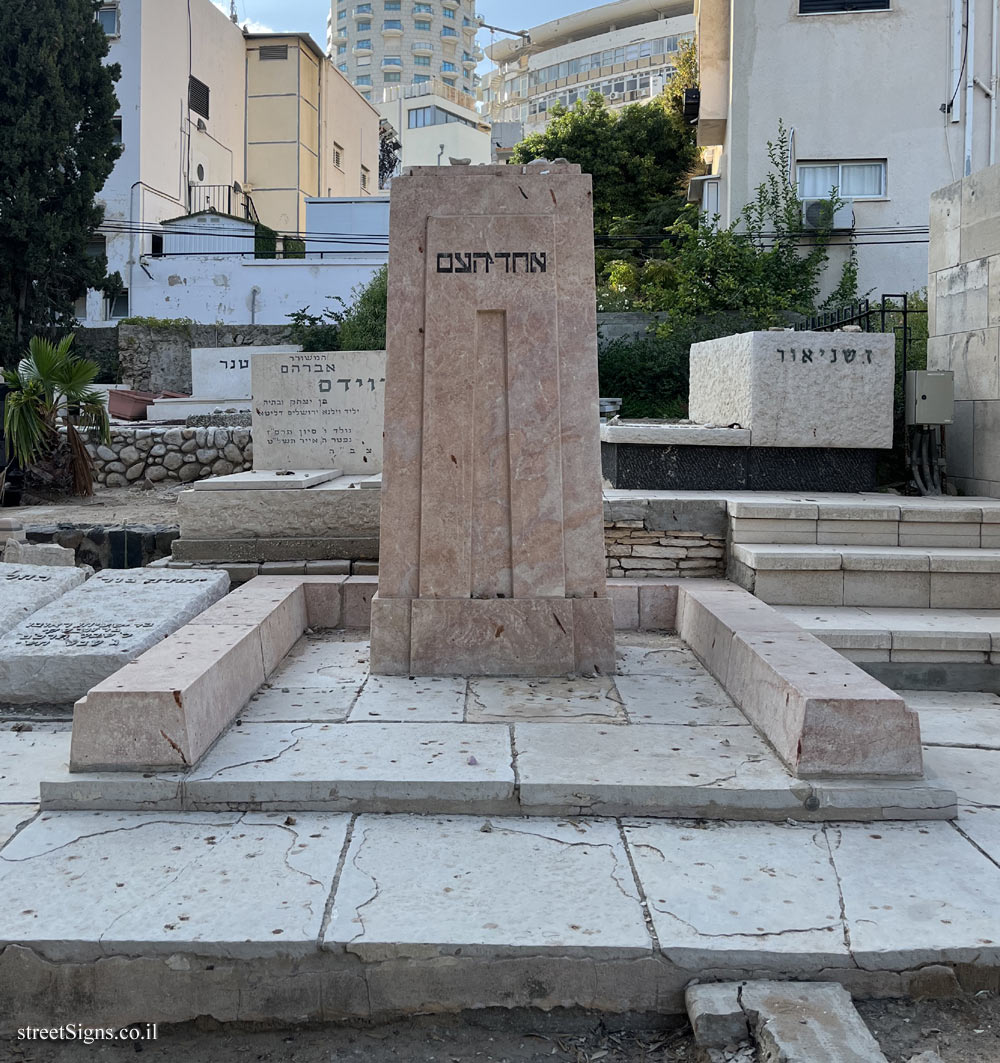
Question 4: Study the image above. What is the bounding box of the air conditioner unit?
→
[608,92,621,100]
[802,198,854,231]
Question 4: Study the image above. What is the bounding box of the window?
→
[356,74,372,85]
[441,76,455,86]
[441,60,456,71]
[384,71,401,82]
[151,234,164,258]
[333,142,344,168]
[361,165,370,191]
[357,21,371,31]
[441,25,457,36]
[799,0,890,10]
[442,5,454,15]
[413,73,430,82]
[361,91,371,99]
[338,7,346,18]
[259,43,288,60]
[338,62,348,71]
[415,18,431,29]
[97,4,119,34]
[385,0,401,7]
[383,55,402,65]
[414,2,433,11]
[337,43,347,54]
[111,116,122,145]
[188,76,210,119]
[355,2,372,11]
[409,105,433,127]
[108,289,129,319]
[356,39,371,49]
[798,160,886,198]
[383,19,402,29]
[414,53,431,65]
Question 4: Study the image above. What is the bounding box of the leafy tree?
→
[379,122,401,189]
[2,334,110,497]
[0,0,122,366]
[286,266,388,352]
[510,91,698,234]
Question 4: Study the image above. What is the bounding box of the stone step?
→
[730,544,1000,607]
[0,811,994,1029]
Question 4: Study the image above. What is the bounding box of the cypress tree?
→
[0,0,122,364]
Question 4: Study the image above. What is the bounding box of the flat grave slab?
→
[0,569,229,705]
[190,469,341,492]
[0,563,87,638]
[324,814,651,959]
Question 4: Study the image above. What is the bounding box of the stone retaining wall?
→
[604,496,728,579]
[79,427,253,486]
[26,524,179,571]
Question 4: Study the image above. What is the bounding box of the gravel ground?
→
[9,484,184,530]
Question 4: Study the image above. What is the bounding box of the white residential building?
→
[328,0,481,104]
[694,0,1000,297]
[479,0,694,137]
[378,80,491,168]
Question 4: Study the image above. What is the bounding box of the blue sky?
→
[214,0,589,60]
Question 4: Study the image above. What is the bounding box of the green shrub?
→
[283,237,305,260]
[254,223,278,260]
[338,266,387,351]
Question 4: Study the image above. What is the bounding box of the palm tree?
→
[2,335,110,498]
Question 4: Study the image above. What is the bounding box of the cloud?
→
[210,2,276,33]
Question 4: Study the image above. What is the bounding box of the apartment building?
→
[83,0,379,325]
[327,0,481,105]
[378,79,491,167]
[479,0,694,139]
[694,0,1000,297]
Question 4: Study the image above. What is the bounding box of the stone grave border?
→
[66,575,924,784]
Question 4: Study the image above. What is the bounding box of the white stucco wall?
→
[305,198,390,255]
[699,0,1000,299]
[129,256,386,325]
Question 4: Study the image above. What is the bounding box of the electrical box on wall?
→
[905,370,954,426]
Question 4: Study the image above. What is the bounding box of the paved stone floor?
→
[0,632,997,1025]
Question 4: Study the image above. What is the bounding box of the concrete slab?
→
[831,820,1000,968]
[900,690,1000,748]
[184,722,516,812]
[615,674,745,726]
[0,564,87,639]
[349,675,467,722]
[0,806,35,847]
[324,815,651,959]
[922,745,1000,806]
[615,633,706,676]
[738,980,888,1063]
[624,820,851,970]
[190,470,341,491]
[685,982,748,1048]
[0,731,70,803]
[956,806,1000,862]
[466,677,625,724]
[240,684,361,723]
[0,569,229,705]
[0,811,349,961]
[267,631,371,686]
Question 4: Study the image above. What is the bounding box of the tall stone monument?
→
[370,163,615,676]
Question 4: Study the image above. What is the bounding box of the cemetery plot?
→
[0,569,229,705]
[0,563,88,638]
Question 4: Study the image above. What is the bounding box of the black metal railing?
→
[188,184,260,224]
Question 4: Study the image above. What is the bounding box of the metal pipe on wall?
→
[966,0,976,175]
[992,0,999,165]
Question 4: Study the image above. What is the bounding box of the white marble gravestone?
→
[0,568,229,704]
[251,350,386,475]
[0,563,88,638]
[191,345,302,401]
[688,331,896,449]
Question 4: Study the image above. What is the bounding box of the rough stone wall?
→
[928,163,1000,496]
[118,323,293,393]
[603,496,728,579]
[78,426,252,487]
[26,525,179,571]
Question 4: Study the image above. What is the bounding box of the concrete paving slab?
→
[685,982,748,1047]
[0,731,69,803]
[0,810,349,962]
[349,676,467,722]
[0,805,35,847]
[466,677,625,723]
[624,820,851,970]
[831,820,1000,969]
[899,690,1000,748]
[184,722,516,812]
[615,633,705,676]
[615,674,744,726]
[239,684,361,723]
[738,980,888,1063]
[324,815,651,959]
[921,745,1000,805]
[266,632,371,686]
[956,806,1000,862]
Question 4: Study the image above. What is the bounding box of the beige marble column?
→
[370,163,615,676]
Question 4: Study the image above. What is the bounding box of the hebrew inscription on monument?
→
[370,163,615,676]
[251,350,386,475]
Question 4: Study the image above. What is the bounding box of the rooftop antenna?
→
[229,1,239,24]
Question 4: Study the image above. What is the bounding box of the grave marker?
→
[251,350,386,475]
[0,568,229,704]
[370,163,615,676]
[0,563,88,638]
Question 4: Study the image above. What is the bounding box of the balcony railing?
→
[188,184,260,224]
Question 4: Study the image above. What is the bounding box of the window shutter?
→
[188,76,210,119]
[259,44,289,60]
[799,0,890,12]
